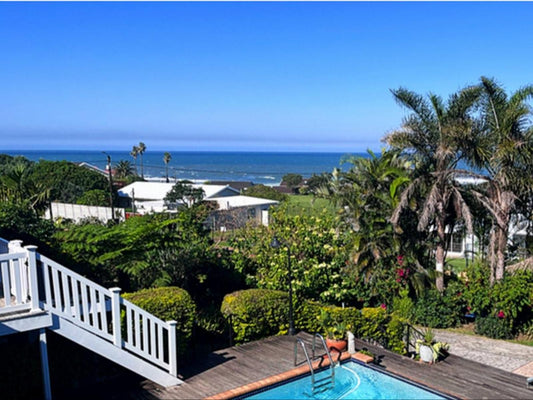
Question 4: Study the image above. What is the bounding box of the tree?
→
[76,189,109,207]
[281,173,303,192]
[28,160,109,204]
[164,181,205,207]
[130,146,139,175]
[114,160,135,180]
[322,149,428,300]
[0,162,51,213]
[138,142,146,179]
[468,77,533,284]
[306,173,332,195]
[163,152,172,183]
[385,85,480,292]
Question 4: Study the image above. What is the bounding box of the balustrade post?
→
[25,245,40,311]
[167,320,178,377]
[110,287,122,347]
[8,240,24,300]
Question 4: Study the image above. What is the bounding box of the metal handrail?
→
[294,337,315,388]
[312,333,335,384]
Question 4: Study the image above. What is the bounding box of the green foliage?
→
[391,289,414,321]
[76,189,110,206]
[281,173,303,189]
[222,289,405,354]
[221,289,290,343]
[306,173,332,195]
[412,288,463,328]
[230,206,354,305]
[53,206,245,304]
[490,270,533,330]
[475,315,513,339]
[114,160,135,179]
[29,160,109,203]
[0,201,55,244]
[243,184,288,202]
[164,181,205,206]
[123,287,196,354]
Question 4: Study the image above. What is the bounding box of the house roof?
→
[207,195,279,210]
[117,181,239,201]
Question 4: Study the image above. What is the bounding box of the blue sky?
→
[1,2,532,152]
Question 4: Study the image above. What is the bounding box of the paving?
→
[434,328,533,377]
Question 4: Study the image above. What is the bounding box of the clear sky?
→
[1,2,532,152]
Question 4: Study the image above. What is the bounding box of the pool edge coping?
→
[206,352,364,400]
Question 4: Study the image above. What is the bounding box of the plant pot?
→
[326,338,347,353]
[419,344,434,363]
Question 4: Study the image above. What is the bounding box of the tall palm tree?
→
[322,150,429,298]
[385,86,480,291]
[138,142,146,179]
[163,152,172,183]
[468,77,533,284]
[130,146,139,175]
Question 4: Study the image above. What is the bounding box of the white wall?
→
[47,202,125,223]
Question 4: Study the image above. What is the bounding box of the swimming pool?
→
[242,361,448,399]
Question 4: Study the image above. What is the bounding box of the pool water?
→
[244,361,446,399]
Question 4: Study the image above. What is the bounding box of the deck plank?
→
[124,332,533,399]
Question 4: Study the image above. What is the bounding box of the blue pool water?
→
[245,361,446,399]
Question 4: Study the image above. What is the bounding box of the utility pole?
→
[103,152,115,221]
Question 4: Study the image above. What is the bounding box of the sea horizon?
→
[2,149,366,185]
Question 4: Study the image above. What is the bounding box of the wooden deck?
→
[129,332,533,399]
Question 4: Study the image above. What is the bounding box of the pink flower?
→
[467,306,471,311]
[497,310,505,319]
[396,278,401,283]
[380,303,387,310]
[397,255,404,266]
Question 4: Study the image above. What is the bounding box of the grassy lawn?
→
[286,195,338,216]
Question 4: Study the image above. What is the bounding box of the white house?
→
[206,195,279,228]
[117,181,278,226]
[117,181,240,213]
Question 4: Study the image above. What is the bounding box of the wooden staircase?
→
[0,238,182,397]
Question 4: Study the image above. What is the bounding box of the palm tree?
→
[323,150,428,298]
[130,146,139,175]
[114,160,134,180]
[163,152,172,183]
[0,162,51,213]
[384,86,480,292]
[468,77,533,284]
[138,142,146,179]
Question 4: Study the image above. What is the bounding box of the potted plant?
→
[416,328,449,364]
[318,310,348,352]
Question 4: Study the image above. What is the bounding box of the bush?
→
[412,289,463,328]
[221,289,289,343]
[222,289,406,354]
[123,287,196,355]
[475,315,513,339]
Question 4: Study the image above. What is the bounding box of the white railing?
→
[0,239,177,378]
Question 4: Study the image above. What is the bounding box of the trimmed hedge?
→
[221,289,406,354]
[123,286,196,355]
[221,289,289,342]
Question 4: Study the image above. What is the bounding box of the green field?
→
[286,195,338,216]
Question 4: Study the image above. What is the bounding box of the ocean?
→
[3,150,364,185]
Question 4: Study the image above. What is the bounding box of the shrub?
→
[412,289,462,328]
[123,287,196,355]
[222,289,405,354]
[475,314,513,339]
[221,289,289,343]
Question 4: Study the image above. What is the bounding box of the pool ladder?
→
[294,333,335,393]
